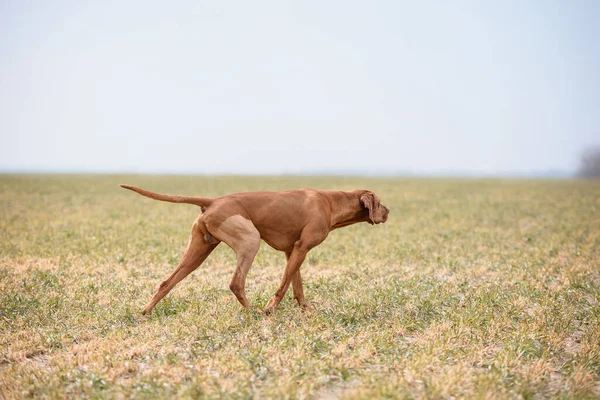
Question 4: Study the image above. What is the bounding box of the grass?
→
[0,174,599,399]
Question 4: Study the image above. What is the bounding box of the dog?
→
[120,184,389,314]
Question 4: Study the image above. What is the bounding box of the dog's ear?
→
[360,192,377,223]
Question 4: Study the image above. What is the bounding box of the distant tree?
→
[578,147,600,179]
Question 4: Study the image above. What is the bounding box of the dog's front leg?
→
[285,250,310,309]
[291,269,306,306]
[265,244,308,314]
[265,226,328,313]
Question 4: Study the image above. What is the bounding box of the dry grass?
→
[1,174,599,399]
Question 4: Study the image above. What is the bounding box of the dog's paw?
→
[264,307,276,316]
[301,303,316,312]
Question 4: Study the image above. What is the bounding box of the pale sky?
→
[1,1,598,175]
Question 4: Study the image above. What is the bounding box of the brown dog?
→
[120,184,389,314]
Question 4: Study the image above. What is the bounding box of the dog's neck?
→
[325,190,369,230]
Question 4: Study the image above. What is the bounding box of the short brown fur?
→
[120,184,389,314]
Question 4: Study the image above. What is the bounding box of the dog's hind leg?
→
[208,215,260,309]
[142,218,218,315]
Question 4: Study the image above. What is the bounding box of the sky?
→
[1,1,598,176]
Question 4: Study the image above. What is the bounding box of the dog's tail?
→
[120,184,214,209]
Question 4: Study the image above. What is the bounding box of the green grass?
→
[1,174,599,399]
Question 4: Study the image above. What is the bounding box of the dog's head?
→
[360,191,389,225]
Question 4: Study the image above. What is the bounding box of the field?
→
[1,174,599,399]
